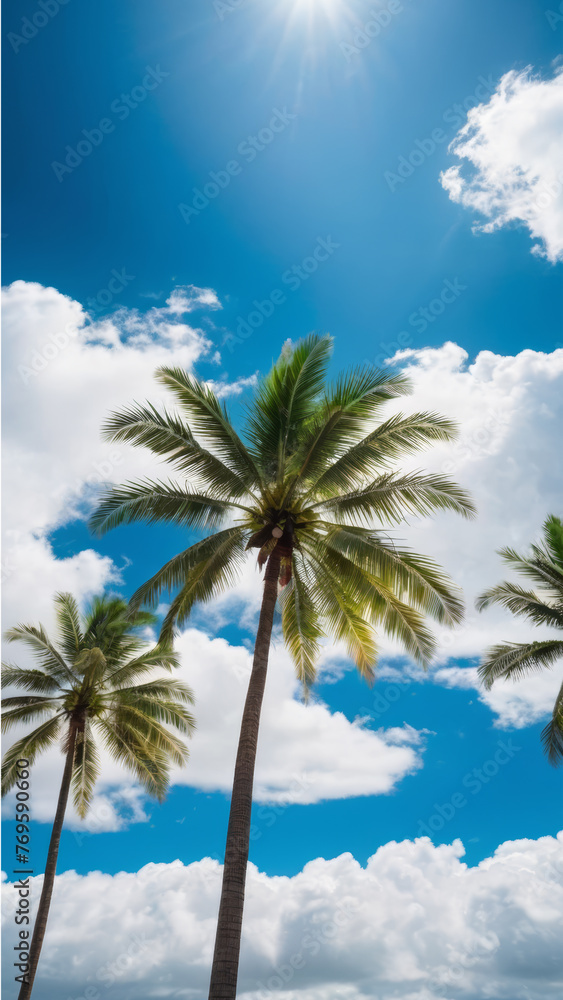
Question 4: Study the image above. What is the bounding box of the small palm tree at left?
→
[1,592,195,1000]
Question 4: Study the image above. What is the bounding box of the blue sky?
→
[2,2,563,998]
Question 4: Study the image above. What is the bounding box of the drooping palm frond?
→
[279,559,324,688]
[1,714,66,796]
[3,625,75,685]
[71,720,101,819]
[158,529,248,643]
[319,525,464,626]
[127,527,246,615]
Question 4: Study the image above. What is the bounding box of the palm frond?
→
[312,536,435,666]
[321,525,464,626]
[245,334,332,479]
[287,366,412,484]
[311,412,458,496]
[107,646,180,688]
[3,624,75,684]
[301,541,378,679]
[89,479,234,536]
[94,717,171,800]
[2,664,60,695]
[129,527,247,615]
[155,366,262,487]
[279,559,324,688]
[103,401,255,499]
[54,592,84,661]
[476,581,563,628]
[541,678,563,766]
[478,640,563,688]
[1,714,65,796]
[543,515,563,571]
[71,721,101,818]
[1,698,62,732]
[316,472,476,525]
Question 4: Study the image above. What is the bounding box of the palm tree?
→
[1,592,195,1000]
[476,514,563,765]
[90,334,475,1000]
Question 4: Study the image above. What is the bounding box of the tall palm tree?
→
[90,334,475,1000]
[1,592,195,1000]
[476,514,563,765]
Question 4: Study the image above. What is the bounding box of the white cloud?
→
[170,629,423,805]
[2,627,424,830]
[3,832,562,999]
[440,66,563,262]
[385,342,563,728]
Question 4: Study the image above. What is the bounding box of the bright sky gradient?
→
[2,1,563,998]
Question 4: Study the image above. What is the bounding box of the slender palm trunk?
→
[18,721,78,1000]
[208,550,281,1000]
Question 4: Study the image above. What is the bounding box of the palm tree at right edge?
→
[477,514,563,764]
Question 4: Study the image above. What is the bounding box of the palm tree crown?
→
[90,334,475,680]
[477,514,563,765]
[2,592,195,811]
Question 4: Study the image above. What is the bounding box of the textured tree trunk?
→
[208,549,281,1000]
[18,721,78,1000]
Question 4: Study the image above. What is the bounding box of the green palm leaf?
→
[1,714,65,796]
[89,479,234,536]
[155,366,262,487]
[317,471,476,525]
[279,559,324,688]
[477,516,563,765]
[103,401,254,499]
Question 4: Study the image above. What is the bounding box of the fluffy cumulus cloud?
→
[3,833,563,999]
[440,66,563,262]
[1,278,246,629]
